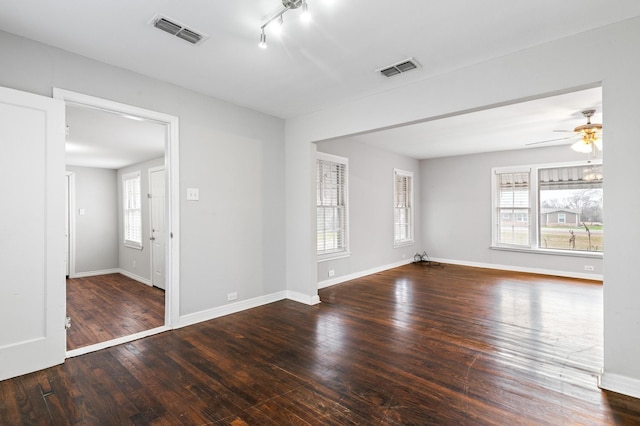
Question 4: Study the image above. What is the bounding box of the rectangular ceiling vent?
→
[378,58,420,78]
[151,15,209,46]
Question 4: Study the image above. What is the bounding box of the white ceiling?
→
[0,1,635,161]
[65,105,165,169]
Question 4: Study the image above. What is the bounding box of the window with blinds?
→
[316,153,349,258]
[539,164,603,252]
[495,170,531,247]
[394,169,414,246]
[123,171,142,249]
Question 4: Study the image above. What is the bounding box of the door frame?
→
[54,88,180,357]
[65,171,76,277]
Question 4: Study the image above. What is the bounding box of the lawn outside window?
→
[491,160,603,256]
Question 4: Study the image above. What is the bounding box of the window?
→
[539,163,602,252]
[394,169,414,246]
[494,169,531,247]
[316,153,349,259]
[492,161,603,254]
[123,171,142,249]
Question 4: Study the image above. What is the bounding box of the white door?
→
[0,86,66,381]
[149,167,166,290]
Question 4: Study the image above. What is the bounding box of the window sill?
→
[318,252,351,263]
[124,242,143,250]
[490,245,603,259]
[394,240,414,248]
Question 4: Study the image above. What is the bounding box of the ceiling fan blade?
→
[525,136,573,146]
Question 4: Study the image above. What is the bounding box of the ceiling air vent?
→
[151,15,208,45]
[378,58,420,77]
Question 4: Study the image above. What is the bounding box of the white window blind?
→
[317,153,348,258]
[394,169,414,246]
[495,170,530,247]
[123,171,142,249]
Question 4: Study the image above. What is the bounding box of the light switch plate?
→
[186,188,199,201]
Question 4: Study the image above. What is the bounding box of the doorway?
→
[55,89,180,357]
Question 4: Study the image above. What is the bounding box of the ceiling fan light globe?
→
[571,140,593,153]
[594,139,603,150]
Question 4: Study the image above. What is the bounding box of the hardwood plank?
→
[66,273,165,349]
[2,264,640,424]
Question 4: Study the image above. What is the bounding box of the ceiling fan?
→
[527,109,603,153]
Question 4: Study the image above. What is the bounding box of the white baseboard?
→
[118,269,152,286]
[66,326,169,358]
[429,257,603,281]
[176,291,288,329]
[286,290,321,305]
[70,268,152,286]
[599,372,640,399]
[69,268,119,278]
[318,258,414,289]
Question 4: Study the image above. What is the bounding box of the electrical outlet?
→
[227,292,237,301]
[328,270,335,277]
[584,265,595,271]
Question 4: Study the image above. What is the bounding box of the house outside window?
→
[393,169,414,247]
[123,171,142,249]
[492,161,603,254]
[316,152,349,260]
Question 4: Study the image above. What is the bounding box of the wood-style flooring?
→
[66,273,165,350]
[3,264,640,424]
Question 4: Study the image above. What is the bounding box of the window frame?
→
[393,168,415,247]
[491,160,603,258]
[122,170,143,250]
[316,152,350,262]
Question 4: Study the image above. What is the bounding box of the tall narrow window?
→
[123,171,142,249]
[494,169,531,247]
[316,153,349,259]
[394,169,414,246]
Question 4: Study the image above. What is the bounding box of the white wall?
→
[420,145,603,278]
[0,30,286,318]
[66,166,118,274]
[286,18,640,397]
[117,157,164,283]
[316,138,420,285]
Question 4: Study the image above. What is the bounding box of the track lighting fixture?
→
[258,0,312,48]
[259,29,267,49]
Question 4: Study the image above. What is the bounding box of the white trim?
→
[428,257,603,281]
[65,171,76,278]
[177,291,288,328]
[53,88,181,337]
[118,269,152,286]
[69,268,120,278]
[286,290,321,305]
[599,372,640,400]
[318,258,414,289]
[66,326,170,358]
[68,268,153,286]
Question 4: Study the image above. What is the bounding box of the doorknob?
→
[150,236,156,241]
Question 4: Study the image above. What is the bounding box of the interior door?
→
[149,167,166,290]
[0,86,66,381]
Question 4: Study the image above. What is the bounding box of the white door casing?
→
[149,167,166,290]
[0,86,66,381]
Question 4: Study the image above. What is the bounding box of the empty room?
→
[2,1,640,424]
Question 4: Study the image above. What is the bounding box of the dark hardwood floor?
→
[3,264,640,424]
[66,273,165,350]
